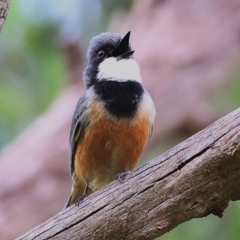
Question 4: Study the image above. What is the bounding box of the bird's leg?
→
[75,183,89,207]
[116,170,131,183]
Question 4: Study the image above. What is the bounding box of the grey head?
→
[83,31,135,88]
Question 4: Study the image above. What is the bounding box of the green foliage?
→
[208,69,240,112]
[158,202,240,240]
[0,0,134,149]
[0,2,66,148]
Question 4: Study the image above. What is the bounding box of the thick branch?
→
[1,0,240,238]
[18,108,240,240]
[0,0,11,33]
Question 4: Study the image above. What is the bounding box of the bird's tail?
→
[64,194,73,209]
[64,176,86,208]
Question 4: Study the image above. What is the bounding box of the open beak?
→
[111,31,134,60]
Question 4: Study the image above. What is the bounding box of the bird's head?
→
[83,31,141,88]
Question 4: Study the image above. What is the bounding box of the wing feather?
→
[69,93,89,175]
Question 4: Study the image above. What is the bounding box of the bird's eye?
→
[97,50,105,59]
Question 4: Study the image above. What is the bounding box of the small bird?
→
[65,31,155,208]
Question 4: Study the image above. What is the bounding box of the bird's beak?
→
[116,50,135,60]
[111,31,134,60]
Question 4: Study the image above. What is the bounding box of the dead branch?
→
[0,0,11,33]
[18,107,240,240]
[1,0,240,239]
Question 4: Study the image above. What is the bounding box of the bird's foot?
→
[75,184,89,207]
[75,193,87,207]
[116,170,131,183]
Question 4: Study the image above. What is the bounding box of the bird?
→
[65,31,155,208]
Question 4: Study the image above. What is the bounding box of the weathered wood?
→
[0,0,11,33]
[1,0,240,238]
[18,108,240,240]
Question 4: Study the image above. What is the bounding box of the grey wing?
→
[69,93,89,175]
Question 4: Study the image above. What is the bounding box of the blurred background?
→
[0,0,240,239]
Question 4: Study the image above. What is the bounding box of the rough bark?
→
[0,0,11,33]
[1,0,240,239]
[18,107,240,240]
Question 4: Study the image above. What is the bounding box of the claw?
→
[75,183,89,207]
[116,170,131,183]
[75,193,87,207]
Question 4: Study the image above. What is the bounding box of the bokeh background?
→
[0,0,240,239]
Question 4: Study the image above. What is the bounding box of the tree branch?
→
[2,0,240,238]
[18,108,240,240]
[0,0,11,33]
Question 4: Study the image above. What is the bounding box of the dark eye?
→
[97,50,105,59]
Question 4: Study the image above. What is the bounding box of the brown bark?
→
[18,107,240,240]
[1,0,240,239]
[0,0,11,33]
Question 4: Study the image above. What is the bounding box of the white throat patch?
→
[97,57,141,83]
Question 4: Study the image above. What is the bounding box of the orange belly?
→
[74,101,151,192]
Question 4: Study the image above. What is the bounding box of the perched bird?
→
[65,31,155,208]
